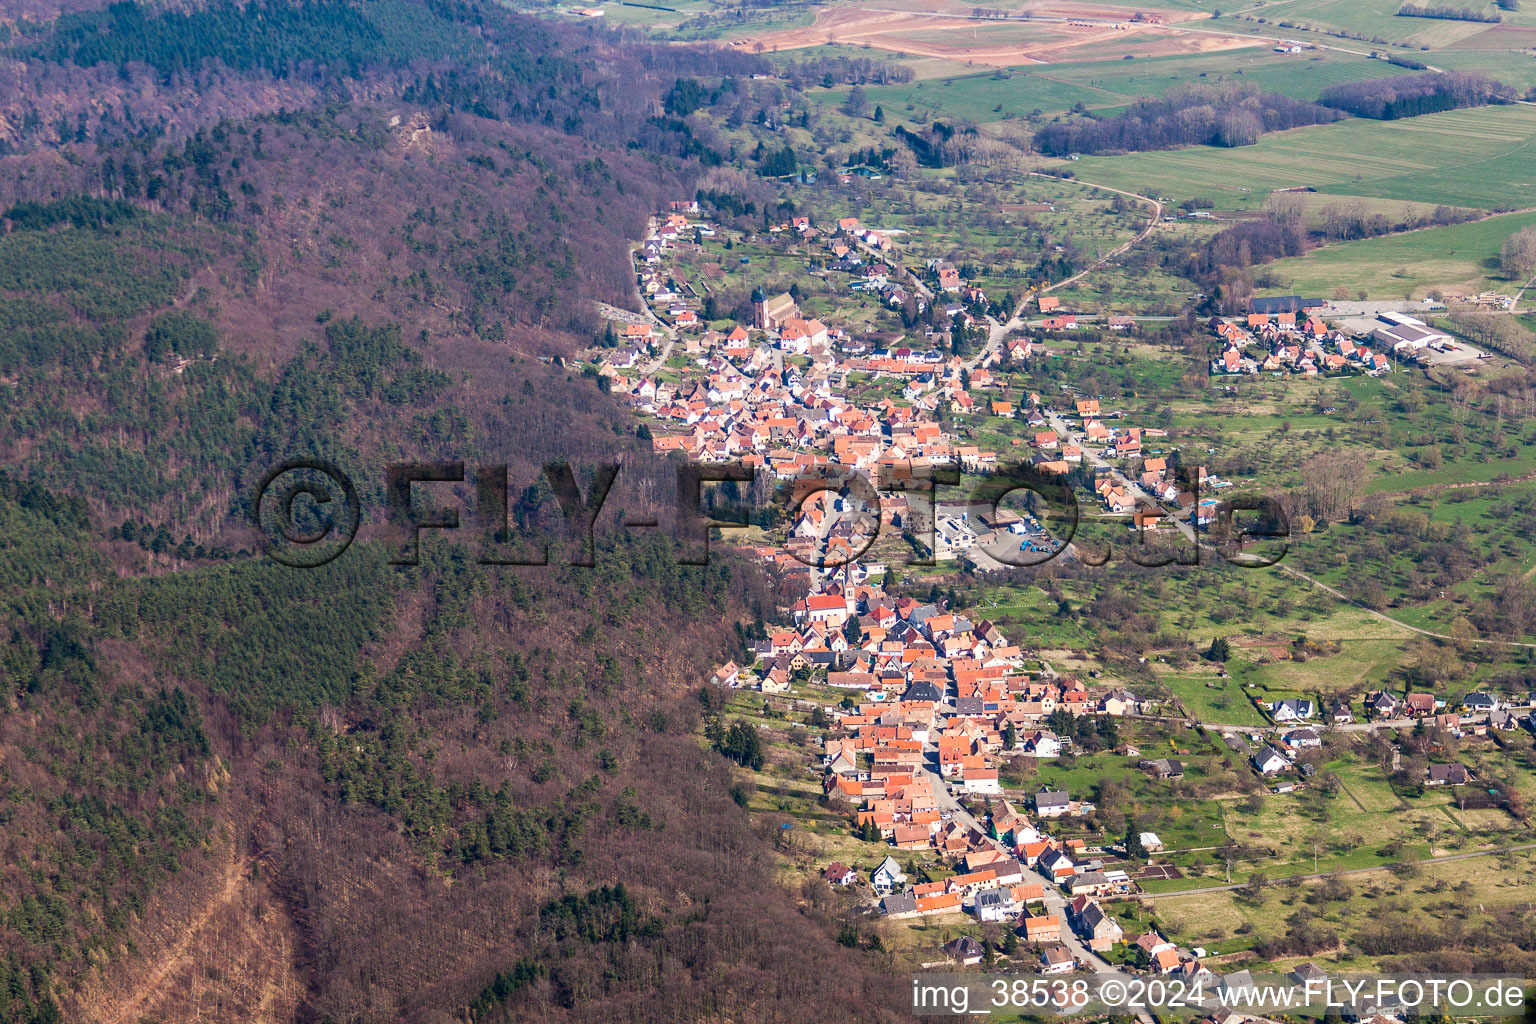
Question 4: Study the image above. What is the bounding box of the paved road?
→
[640,335,675,375]
[1139,841,1536,899]
[1187,715,1417,734]
[915,744,1153,1022]
[1034,878,1158,1024]
[1510,268,1536,314]
[965,311,1021,370]
[1040,878,1115,970]
[920,743,998,842]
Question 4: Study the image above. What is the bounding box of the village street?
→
[1039,881,1117,974]
[919,744,994,842]
[965,312,1022,371]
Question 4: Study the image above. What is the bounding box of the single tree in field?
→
[1208,636,1231,662]
[1500,225,1536,280]
[1124,821,1148,859]
[843,86,870,119]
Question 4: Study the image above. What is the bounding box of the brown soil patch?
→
[730,2,1255,66]
[1442,23,1536,49]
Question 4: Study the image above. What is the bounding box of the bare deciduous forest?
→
[0,3,910,1021]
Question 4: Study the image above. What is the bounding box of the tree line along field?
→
[1066,103,1536,211]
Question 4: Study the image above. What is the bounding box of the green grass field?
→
[1239,638,1410,694]
[810,47,1408,125]
[1426,48,1536,92]
[1160,668,1269,725]
[1067,104,1536,211]
[1262,208,1536,300]
[1040,47,1409,104]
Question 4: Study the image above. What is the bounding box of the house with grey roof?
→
[1270,698,1316,722]
[975,888,1013,923]
[1427,763,1473,786]
[903,680,943,703]
[943,935,984,965]
[872,855,907,893]
[1253,745,1291,775]
[1034,789,1071,818]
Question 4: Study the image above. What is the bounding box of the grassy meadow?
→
[1067,104,1536,210]
[1263,208,1536,300]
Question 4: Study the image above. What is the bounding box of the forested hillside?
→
[0,2,905,1021]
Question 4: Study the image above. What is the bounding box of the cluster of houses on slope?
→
[1225,687,1534,789]
[1049,399,1230,521]
[1029,294,1136,334]
[1031,396,1165,465]
[618,206,1218,569]
[1209,303,1480,379]
[613,220,1090,575]
[620,333,1009,477]
[614,213,1005,477]
[804,599,1148,771]
[864,794,1137,946]
[862,793,1238,981]
[1358,687,1536,736]
[1210,307,1395,377]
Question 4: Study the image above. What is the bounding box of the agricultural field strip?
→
[1069,105,1536,208]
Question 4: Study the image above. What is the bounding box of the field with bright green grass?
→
[1317,107,1536,208]
[565,0,712,30]
[974,584,1097,648]
[1066,104,1536,210]
[818,71,1123,125]
[1038,48,1409,104]
[1364,449,1536,492]
[1425,48,1536,91]
[809,48,1407,125]
[1163,671,1271,725]
[677,9,817,40]
[1262,208,1536,300]
[1238,638,1410,694]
